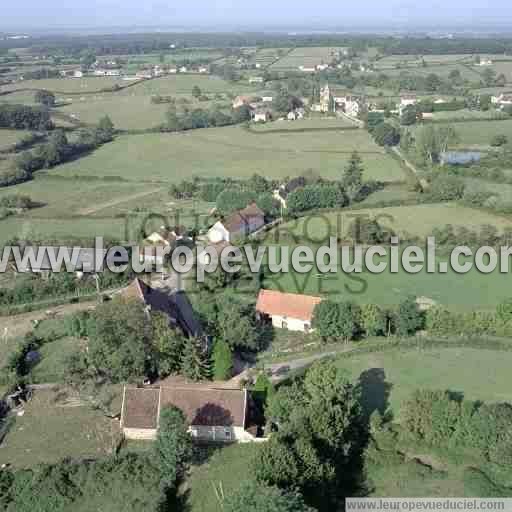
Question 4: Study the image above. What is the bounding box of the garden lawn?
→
[30,337,82,383]
[0,388,116,468]
[186,444,262,512]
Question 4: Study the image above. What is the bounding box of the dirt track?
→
[77,188,162,216]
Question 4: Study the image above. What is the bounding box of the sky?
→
[1,1,511,31]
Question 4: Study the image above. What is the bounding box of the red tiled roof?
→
[161,386,246,427]
[256,289,322,322]
[122,387,160,429]
[222,203,265,235]
[121,385,247,430]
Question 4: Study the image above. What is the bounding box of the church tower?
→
[320,83,331,112]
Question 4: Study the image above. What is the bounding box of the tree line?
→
[1,116,115,188]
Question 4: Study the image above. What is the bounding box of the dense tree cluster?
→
[425,297,512,338]
[254,361,365,510]
[0,453,164,512]
[402,390,512,466]
[312,296,422,343]
[164,103,250,132]
[66,299,202,384]
[34,90,56,107]
[286,184,346,214]
[0,104,53,130]
[4,116,115,188]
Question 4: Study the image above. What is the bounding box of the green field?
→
[336,346,512,418]
[262,248,512,311]
[57,95,169,129]
[250,117,357,131]
[0,174,214,244]
[375,54,473,69]
[50,75,242,129]
[270,46,346,70]
[0,90,38,105]
[0,129,29,150]
[483,61,512,82]
[262,203,512,311]
[2,76,124,94]
[432,109,509,122]
[0,388,116,468]
[448,119,512,146]
[284,203,512,240]
[49,126,405,183]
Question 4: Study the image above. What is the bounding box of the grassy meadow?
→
[0,129,29,150]
[50,126,406,183]
[270,46,346,70]
[261,203,512,311]
[281,203,512,240]
[0,174,214,244]
[451,119,512,146]
[336,346,512,418]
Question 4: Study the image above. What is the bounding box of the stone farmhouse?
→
[120,382,263,443]
[256,289,322,332]
[207,203,265,244]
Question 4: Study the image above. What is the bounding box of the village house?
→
[299,65,316,73]
[256,289,322,332]
[152,65,165,77]
[262,96,273,103]
[207,203,265,243]
[254,109,271,122]
[287,108,305,121]
[120,382,262,442]
[399,94,418,115]
[136,70,153,79]
[73,70,83,78]
[232,95,260,109]
[121,277,203,339]
[493,93,512,107]
[198,66,208,73]
[139,226,189,266]
[272,176,306,209]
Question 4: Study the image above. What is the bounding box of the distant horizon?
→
[2,23,512,38]
[2,1,512,36]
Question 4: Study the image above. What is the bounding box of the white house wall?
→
[208,222,230,243]
[270,314,311,332]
